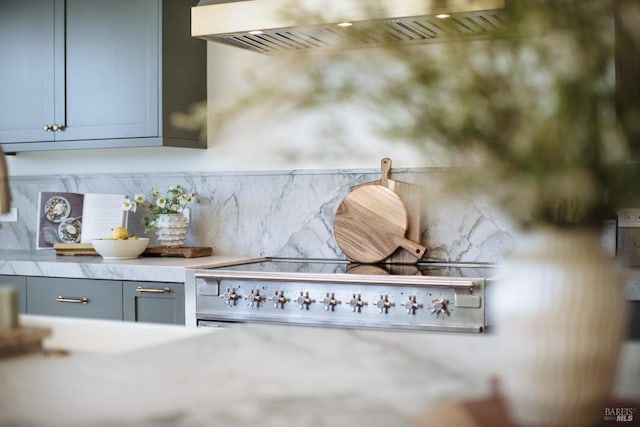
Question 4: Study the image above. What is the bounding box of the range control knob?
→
[223,287,241,306]
[296,291,316,310]
[402,295,423,315]
[269,290,290,309]
[245,288,264,309]
[376,295,395,314]
[321,292,341,311]
[431,297,452,318]
[349,293,368,313]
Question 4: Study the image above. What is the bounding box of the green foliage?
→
[277,0,640,227]
[133,186,196,232]
[206,0,640,228]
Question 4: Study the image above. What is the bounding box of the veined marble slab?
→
[0,250,256,283]
[0,319,638,427]
[1,168,515,264]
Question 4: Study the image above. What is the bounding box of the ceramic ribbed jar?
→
[494,227,628,427]
[154,214,189,248]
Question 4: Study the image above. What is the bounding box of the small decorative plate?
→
[57,217,82,243]
[44,196,71,223]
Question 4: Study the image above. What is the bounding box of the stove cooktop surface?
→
[211,258,496,278]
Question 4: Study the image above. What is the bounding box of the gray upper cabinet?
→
[63,0,160,143]
[0,0,206,152]
[0,0,58,144]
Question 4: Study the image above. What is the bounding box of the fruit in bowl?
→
[92,236,149,260]
[111,226,130,240]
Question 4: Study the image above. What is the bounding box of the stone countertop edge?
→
[0,250,259,283]
[2,250,639,299]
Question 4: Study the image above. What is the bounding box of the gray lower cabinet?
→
[3,275,185,324]
[27,277,123,320]
[123,281,185,325]
[0,275,27,313]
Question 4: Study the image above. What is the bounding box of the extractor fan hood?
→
[191,0,510,54]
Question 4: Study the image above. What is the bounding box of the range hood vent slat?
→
[192,0,511,54]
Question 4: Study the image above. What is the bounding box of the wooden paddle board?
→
[351,158,424,263]
[334,185,426,263]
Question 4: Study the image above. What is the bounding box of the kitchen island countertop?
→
[1,315,639,427]
[0,249,258,283]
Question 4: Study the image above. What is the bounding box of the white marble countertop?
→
[0,250,257,282]
[1,316,639,427]
[1,250,639,300]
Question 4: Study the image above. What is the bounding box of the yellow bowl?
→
[91,238,149,260]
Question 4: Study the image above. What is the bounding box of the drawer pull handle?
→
[56,296,89,304]
[136,286,171,294]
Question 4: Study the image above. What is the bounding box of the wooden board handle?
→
[381,157,392,187]
[393,236,427,260]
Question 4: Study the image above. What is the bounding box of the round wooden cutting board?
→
[334,185,426,263]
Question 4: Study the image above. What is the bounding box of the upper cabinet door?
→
[0,0,205,152]
[0,0,60,143]
[61,0,159,143]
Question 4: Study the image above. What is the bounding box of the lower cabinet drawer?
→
[123,281,184,325]
[27,277,123,320]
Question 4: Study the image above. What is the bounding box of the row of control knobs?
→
[222,288,451,317]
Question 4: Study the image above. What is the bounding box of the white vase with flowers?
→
[129,185,197,248]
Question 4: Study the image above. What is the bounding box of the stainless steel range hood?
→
[191,0,510,54]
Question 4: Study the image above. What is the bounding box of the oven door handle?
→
[194,271,478,290]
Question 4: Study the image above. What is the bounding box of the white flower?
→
[142,185,197,232]
[123,198,137,213]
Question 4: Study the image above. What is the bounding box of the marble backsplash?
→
[0,168,515,263]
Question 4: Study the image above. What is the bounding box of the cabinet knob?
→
[43,124,65,132]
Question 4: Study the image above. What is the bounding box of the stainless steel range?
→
[186,258,496,333]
